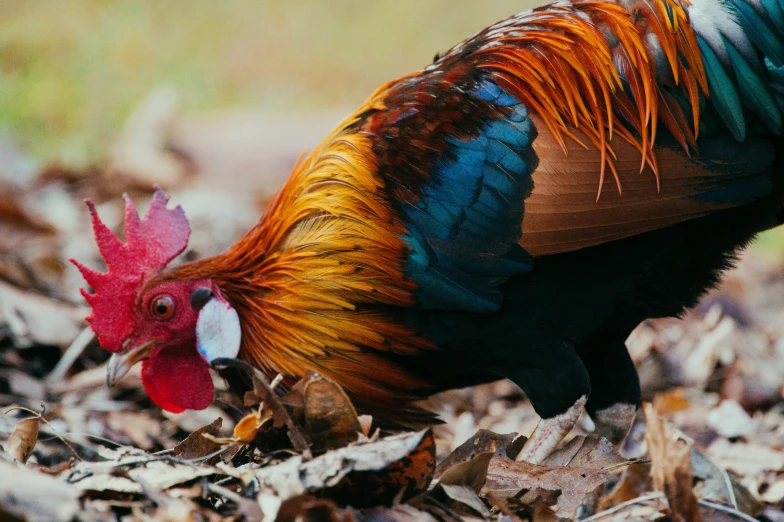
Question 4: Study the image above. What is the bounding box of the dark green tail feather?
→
[696,0,784,139]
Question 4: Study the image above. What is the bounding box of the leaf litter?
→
[1,93,784,521]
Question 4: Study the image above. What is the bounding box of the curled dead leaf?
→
[254,429,435,508]
[653,388,692,416]
[438,484,491,517]
[435,429,525,482]
[6,416,39,464]
[437,443,495,492]
[172,417,224,462]
[233,411,270,443]
[644,402,702,522]
[596,462,653,511]
[303,373,365,451]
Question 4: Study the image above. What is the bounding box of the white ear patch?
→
[196,297,241,364]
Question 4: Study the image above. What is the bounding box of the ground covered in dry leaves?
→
[1,96,784,521]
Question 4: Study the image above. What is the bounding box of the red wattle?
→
[141,344,214,412]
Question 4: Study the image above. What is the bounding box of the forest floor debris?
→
[1,135,784,521]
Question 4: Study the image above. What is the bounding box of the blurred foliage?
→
[3,1,784,250]
[752,227,784,257]
[0,0,530,165]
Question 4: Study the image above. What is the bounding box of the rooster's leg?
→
[517,395,587,464]
[498,339,591,464]
[577,325,641,446]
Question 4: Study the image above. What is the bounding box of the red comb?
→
[70,187,191,352]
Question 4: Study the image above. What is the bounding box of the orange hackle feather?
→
[156,131,438,414]
[435,0,707,199]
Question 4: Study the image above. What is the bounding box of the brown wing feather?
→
[520,118,774,256]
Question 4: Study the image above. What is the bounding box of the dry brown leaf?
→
[653,388,693,415]
[360,504,442,522]
[254,429,435,507]
[484,456,616,517]
[107,411,162,450]
[596,462,653,511]
[303,373,364,451]
[233,411,270,442]
[0,280,84,348]
[760,479,784,504]
[5,416,39,464]
[541,434,627,469]
[0,187,59,292]
[439,484,491,517]
[691,446,764,517]
[706,400,757,438]
[0,190,56,234]
[7,370,45,399]
[532,505,559,522]
[275,495,357,522]
[0,459,79,521]
[172,417,224,461]
[435,429,525,482]
[706,438,784,476]
[644,402,702,522]
[66,447,233,496]
[437,443,495,492]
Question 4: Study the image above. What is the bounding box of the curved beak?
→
[106,340,156,387]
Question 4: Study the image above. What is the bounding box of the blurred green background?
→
[2,0,783,252]
[0,1,527,165]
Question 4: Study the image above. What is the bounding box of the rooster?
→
[73,0,784,463]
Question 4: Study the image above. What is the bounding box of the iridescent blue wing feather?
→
[357,73,536,312]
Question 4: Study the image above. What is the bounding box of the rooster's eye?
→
[150,296,175,320]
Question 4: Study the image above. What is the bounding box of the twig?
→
[718,464,739,509]
[577,492,665,521]
[4,404,83,461]
[39,432,122,449]
[46,326,95,383]
[66,454,203,486]
[207,483,246,504]
[579,493,758,522]
[698,499,759,522]
[601,458,650,473]
[115,455,201,470]
[269,373,284,391]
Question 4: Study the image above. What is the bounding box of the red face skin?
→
[125,277,218,412]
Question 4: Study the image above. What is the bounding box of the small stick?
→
[46,327,95,383]
[269,373,284,391]
[697,499,758,522]
[4,404,83,461]
[207,483,246,504]
[718,464,739,509]
[578,492,665,521]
